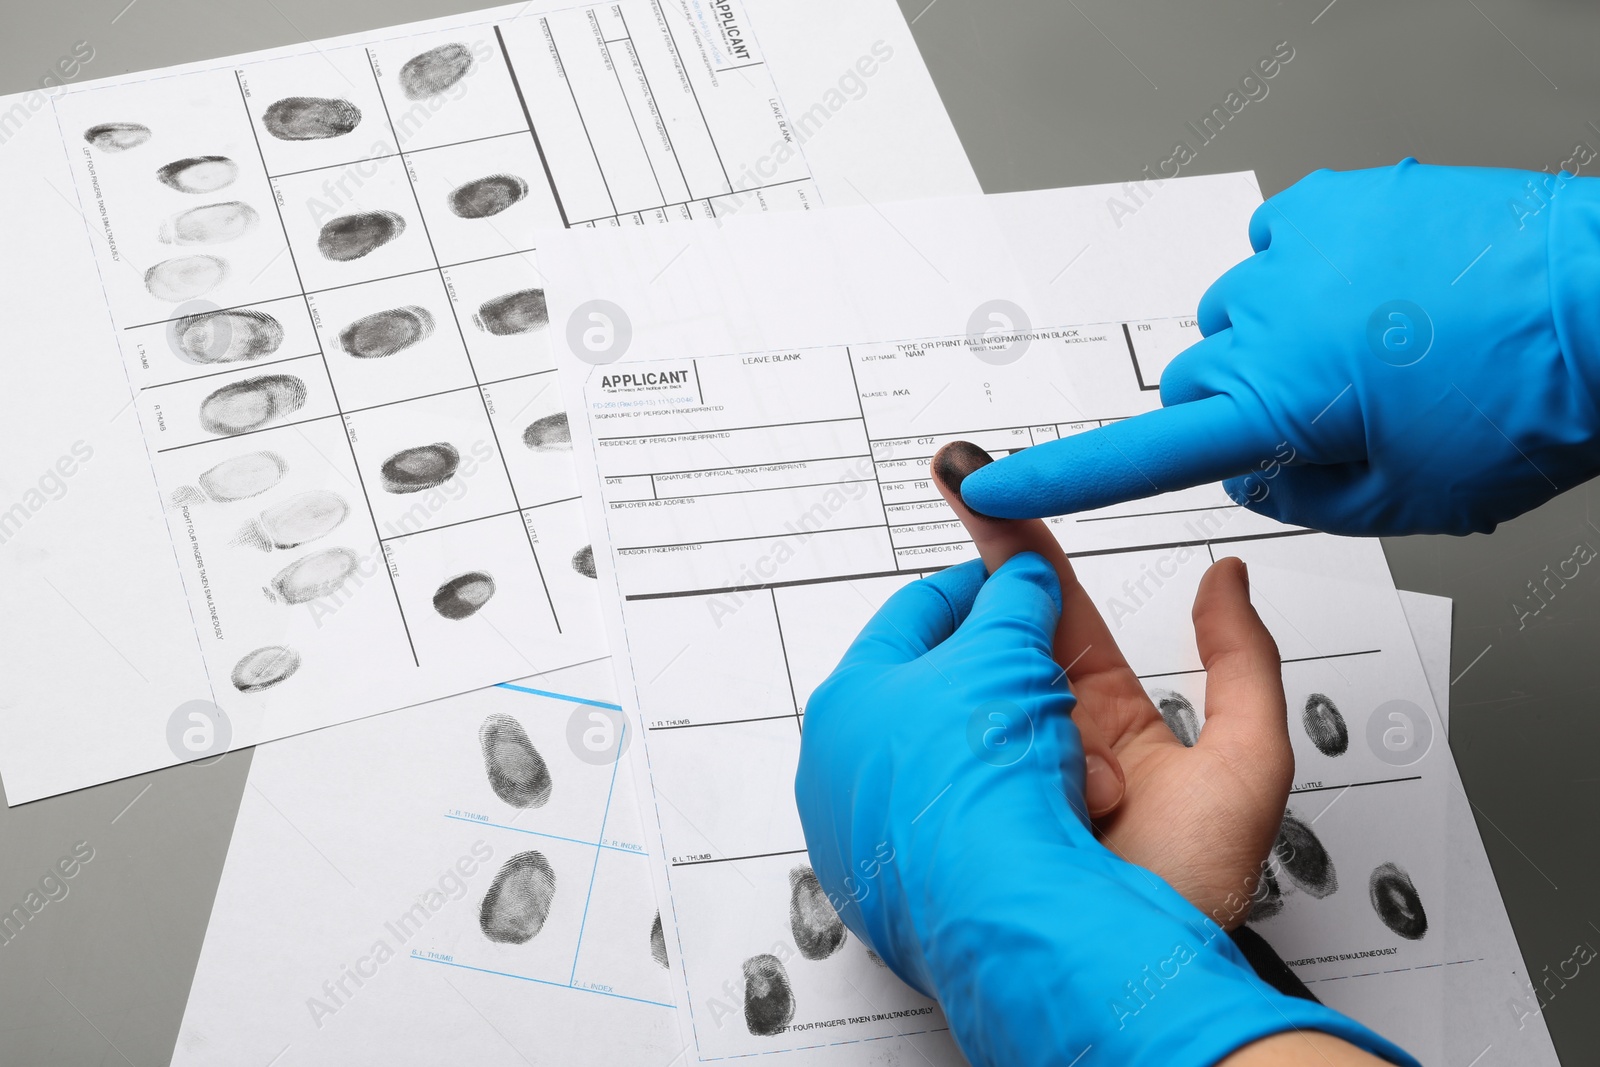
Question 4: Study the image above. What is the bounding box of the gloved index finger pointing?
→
[833,558,988,671]
[958,394,1283,520]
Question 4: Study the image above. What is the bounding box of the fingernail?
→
[1084,752,1125,816]
[932,441,998,517]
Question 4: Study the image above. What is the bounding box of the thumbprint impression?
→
[171,309,284,365]
[399,42,475,99]
[480,851,557,943]
[198,374,306,436]
[479,714,552,808]
[262,97,361,140]
[742,954,795,1036]
[788,865,847,960]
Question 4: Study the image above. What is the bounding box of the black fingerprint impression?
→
[379,442,459,493]
[522,412,571,452]
[172,308,284,365]
[1301,693,1349,757]
[84,122,150,151]
[1369,862,1428,940]
[399,42,475,99]
[473,289,547,335]
[1275,812,1338,899]
[435,571,496,620]
[1153,689,1200,747]
[318,211,405,262]
[788,865,846,960]
[571,544,597,579]
[338,306,434,359]
[199,374,307,436]
[742,954,795,1036]
[262,97,361,140]
[480,851,557,944]
[479,714,552,808]
[230,645,301,693]
[650,911,668,968]
[448,174,528,219]
[157,155,238,193]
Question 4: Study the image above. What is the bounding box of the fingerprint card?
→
[540,179,1538,1065]
[0,0,979,802]
[171,663,683,1066]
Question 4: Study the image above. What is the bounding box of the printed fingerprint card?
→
[172,664,683,1066]
[0,0,979,800]
[541,180,1484,1064]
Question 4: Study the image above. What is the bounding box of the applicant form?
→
[0,0,976,802]
[543,175,1478,1062]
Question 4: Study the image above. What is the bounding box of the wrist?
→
[908,834,1420,1067]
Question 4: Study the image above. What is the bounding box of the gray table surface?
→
[2,1,1596,1063]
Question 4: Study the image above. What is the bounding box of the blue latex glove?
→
[794,554,1418,1067]
[959,160,1600,535]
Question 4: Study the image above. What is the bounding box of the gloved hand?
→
[794,553,1418,1067]
[959,160,1600,535]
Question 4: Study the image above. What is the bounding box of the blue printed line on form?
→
[569,718,626,985]
[412,955,673,1009]
[497,682,622,710]
[442,815,646,856]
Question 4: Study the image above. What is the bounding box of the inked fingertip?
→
[932,441,995,499]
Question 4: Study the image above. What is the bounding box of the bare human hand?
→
[932,441,1292,926]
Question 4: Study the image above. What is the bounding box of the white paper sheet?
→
[0,0,978,804]
[541,175,1479,1063]
[1387,590,1562,1066]
[171,661,688,1066]
[171,593,1560,1067]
